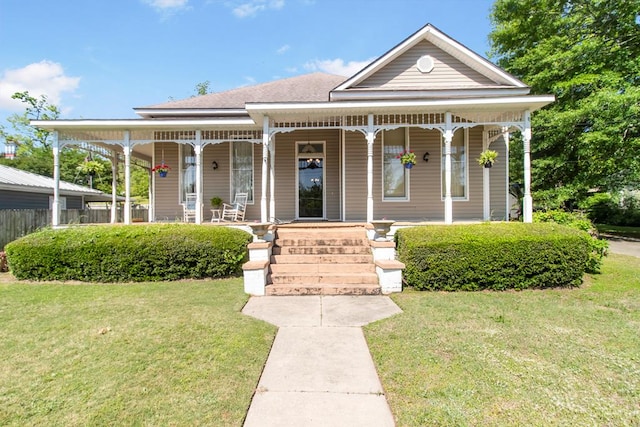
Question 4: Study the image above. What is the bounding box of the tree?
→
[489,0,640,208]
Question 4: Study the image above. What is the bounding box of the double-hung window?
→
[181,144,196,202]
[441,129,468,200]
[382,128,408,200]
[231,141,254,203]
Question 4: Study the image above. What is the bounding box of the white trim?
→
[134,108,248,118]
[295,141,326,220]
[31,118,257,130]
[440,127,469,202]
[245,95,555,122]
[330,88,531,101]
[381,127,410,202]
[341,129,346,221]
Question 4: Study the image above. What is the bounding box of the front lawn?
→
[366,254,640,426]
[0,278,276,426]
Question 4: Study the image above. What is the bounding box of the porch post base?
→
[375,259,405,294]
[248,241,273,261]
[369,240,397,261]
[242,260,269,296]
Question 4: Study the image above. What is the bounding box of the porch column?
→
[110,150,118,223]
[482,130,490,221]
[269,136,275,222]
[366,113,375,223]
[261,116,269,223]
[444,112,453,224]
[195,131,203,224]
[522,111,533,223]
[123,131,132,225]
[504,129,510,221]
[52,131,61,227]
[147,168,153,222]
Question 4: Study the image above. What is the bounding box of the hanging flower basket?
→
[152,163,171,177]
[477,150,498,168]
[77,160,106,177]
[397,150,417,169]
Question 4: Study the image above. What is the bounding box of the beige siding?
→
[343,131,368,221]
[273,129,341,221]
[454,126,484,220]
[153,141,263,221]
[488,135,508,220]
[357,40,497,90]
[154,143,182,220]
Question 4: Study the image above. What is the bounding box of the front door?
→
[297,142,325,219]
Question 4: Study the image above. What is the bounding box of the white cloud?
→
[0,61,80,112]
[277,44,290,54]
[231,0,285,18]
[303,57,374,77]
[143,0,189,10]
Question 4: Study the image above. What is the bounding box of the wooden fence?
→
[0,209,149,249]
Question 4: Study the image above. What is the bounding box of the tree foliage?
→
[489,0,640,207]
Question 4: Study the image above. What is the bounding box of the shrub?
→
[580,192,640,227]
[533,209,607,273]
[5,224,252,282]
[396,223,592,291]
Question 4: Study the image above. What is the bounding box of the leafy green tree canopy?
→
[489,0,640,207]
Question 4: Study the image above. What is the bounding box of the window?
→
[441,129,467,199]
[383,128,408,200]
[181,144,196,202]
[231,141,254,203]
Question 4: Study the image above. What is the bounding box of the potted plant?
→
[77,160,105,177]
[477,150,498,168]
[397,150,417,169]
[152,163,171,177]
[210,196,223,209]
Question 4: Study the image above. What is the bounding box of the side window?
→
[231,141,254,203]
[383,128,408,200]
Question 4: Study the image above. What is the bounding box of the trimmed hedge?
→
[396,223,592,291]
[5,224,252,282]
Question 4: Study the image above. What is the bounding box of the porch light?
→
[212,160,219,170]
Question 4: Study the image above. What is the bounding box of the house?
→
[32,24,554,226]
[0,164,115,209]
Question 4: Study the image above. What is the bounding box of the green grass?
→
[596,224,640,238]
[0,278,276,426]
[366,254,640,426]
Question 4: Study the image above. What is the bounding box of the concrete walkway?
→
[604,235,640,258]
[242,296,402,427]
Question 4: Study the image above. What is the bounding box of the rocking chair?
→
[221,192,248,222]
[183,193,197,222]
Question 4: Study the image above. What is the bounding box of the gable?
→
[332,24,528,100]
[356,39,499,90]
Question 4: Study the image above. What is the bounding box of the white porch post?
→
[123,131,132,225]
[52,131,61,227]
[147,168,154,222]
[522,110,533,223]
[269,135,275,222]
[504,129,510,221]
[366,113,375,223]
[111,150,118,223]
[444,112,453,224]
[482,129,491,221]
[261,116,269,223]
[195,131,203,224]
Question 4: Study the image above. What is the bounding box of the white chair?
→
[183,193,197,222]
[221,192,248,222]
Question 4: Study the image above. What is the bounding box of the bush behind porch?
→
[396,223,592,291]
[5,224,252,282]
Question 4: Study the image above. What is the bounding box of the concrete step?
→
[271,254,373,264]
[275,237,368,247]
[273,246,372,256]
[270,272,379,285]
[269,263,376,274]
[266,283,381,296]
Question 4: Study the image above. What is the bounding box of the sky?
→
[0,0,496,131]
